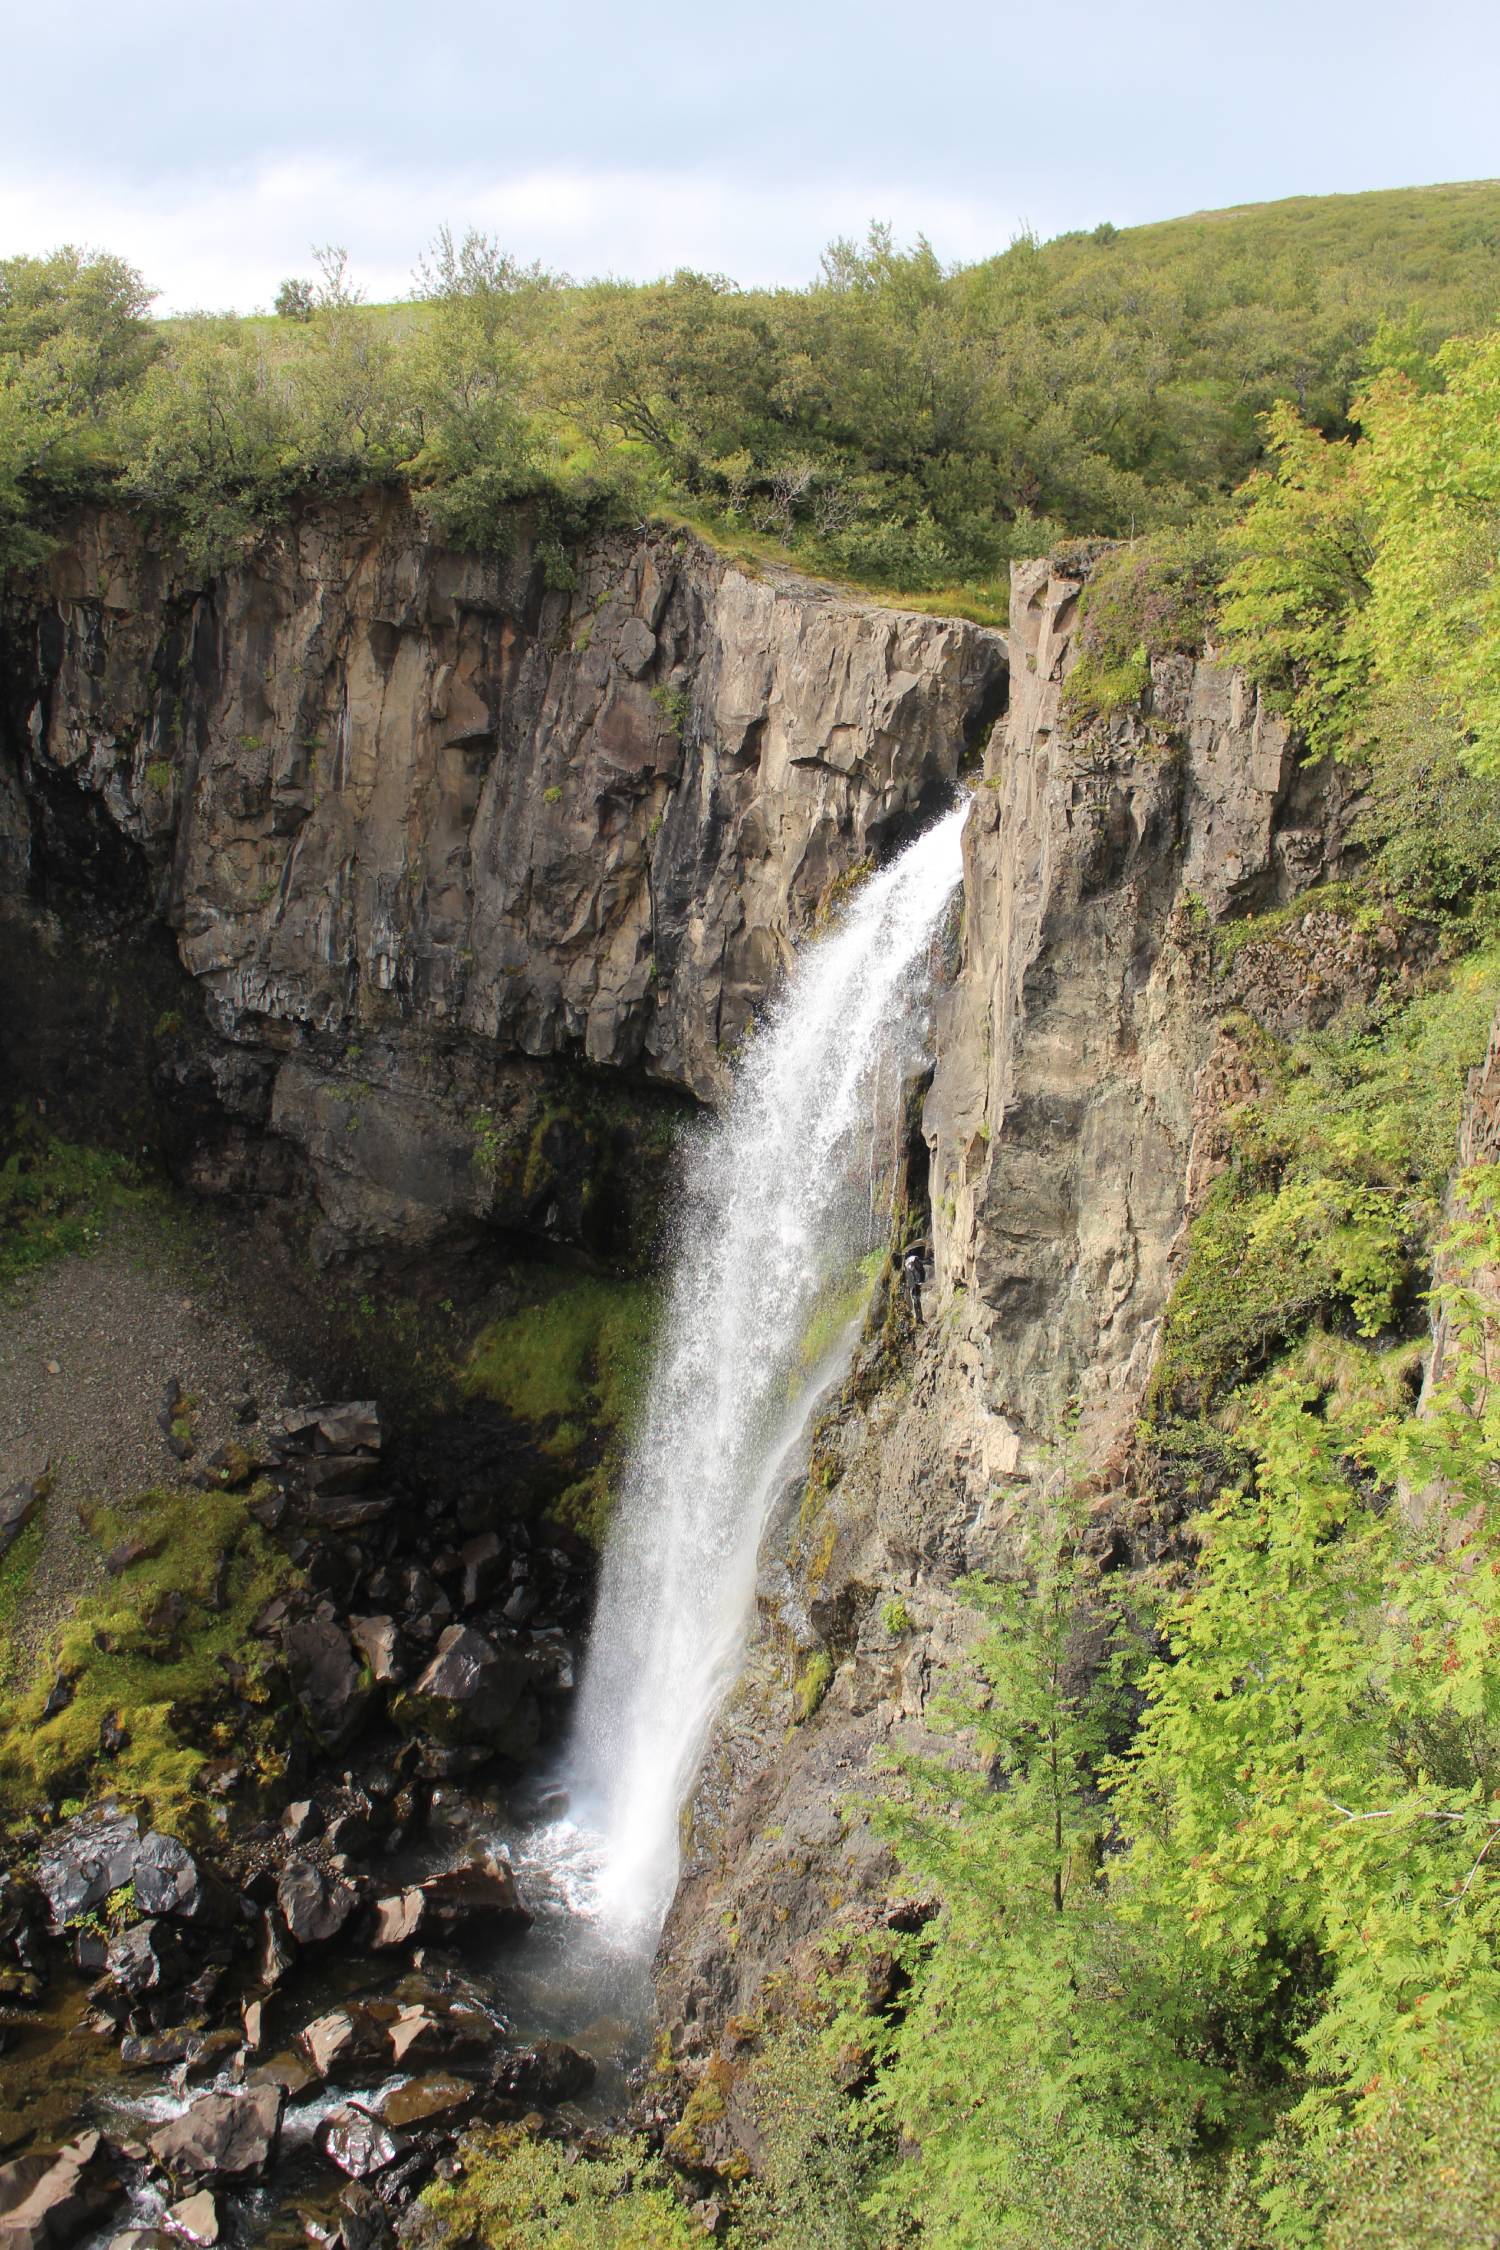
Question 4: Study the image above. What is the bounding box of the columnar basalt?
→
[0,500,1006,1261]
[654,547,1369,2046]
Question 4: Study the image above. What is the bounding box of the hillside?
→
[6,180,1500,608]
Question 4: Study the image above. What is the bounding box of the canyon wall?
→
[654,551,1388,2064]
[0,500,1005,1264]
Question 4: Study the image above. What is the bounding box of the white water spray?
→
[568,801,968,1938]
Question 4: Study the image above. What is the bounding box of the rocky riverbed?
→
[0,1209,646,2250]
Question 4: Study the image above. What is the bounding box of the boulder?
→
[276,1858,358,1946]
[164,2188,219,2243]
[348,1616,403,1686]
[375,2074,476,2131]
[254,1908,294,1989]
[316,2106,405,2179]
[104,1919,189,2001]
[297,2003,394,2081]
[488,2040,596,2106]
[282,1619,373,1753]
[368,1889,425,1950]
[131,1834,204,1921]
[414,1858,531,1941]
[401,1627,533,1751]
[36,1812,138,1931]
[147,2085,284,2182]
[0,2131,121,2249]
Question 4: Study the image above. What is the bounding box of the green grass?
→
[0,1519,44,1684]
[0,1485,302,1837]
[0,1130,148,1289]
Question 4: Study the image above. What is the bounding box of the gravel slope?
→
[0,1210,293,1675]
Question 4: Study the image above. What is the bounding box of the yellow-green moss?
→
[0,1485,302,1835]
[462,1275,659,1541]
[793,1649,833,1724]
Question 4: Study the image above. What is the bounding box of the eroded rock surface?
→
[656,545,1368,2046]
[0,501,1005,1263]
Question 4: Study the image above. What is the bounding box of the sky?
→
[5,0,1499,312]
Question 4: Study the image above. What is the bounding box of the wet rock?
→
[276,1857,358,1946]
[368,1889,424,1950]
[131,1834,205,1921]
[402,1626,532,1751]
[298,2004,393,2081]
[487,2039,596,2106]
[414,1858,531,1942]
[0,2129,121,2249]
[316,2105,405,2179]
[184,2030,241,2080]
[105,1920,189,2001]
[375,2074,475,2131]
[147,2084,284,2182]
[165,2188,220,2243]
[41,1675,75,1721]
[120,2027,193,2068]
[384,1989,500,2069]
[247,2051,318,2102]
[347,1616,403,1686]
[98,1711,129,1756]
[37,1812,139,1932]
[282,1619,373,1753]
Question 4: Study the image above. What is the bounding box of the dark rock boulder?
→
[488,2040,596,2106]
[316,2107,405,2180]
[297,2003,395,2081]
[103,1919,190,2001]
[414,1858,531,1941]
[375,2074,475,2131]
[0,2130,122,2248]
[146,2085,284,2182]
[276,1857,359,1946]
[348,1615,403,1686]
[36,1813,139,1932]
[282,1618,373,1753]
[400,1626,534,1753]
[130,1833,205,1921]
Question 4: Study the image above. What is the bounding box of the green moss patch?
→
[462,1275,659,1541]
[0,1485,302,1834]
[0,1129,148,1290]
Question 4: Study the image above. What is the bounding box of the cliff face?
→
[655,551,1375,2054]
[0,501,1005,1261]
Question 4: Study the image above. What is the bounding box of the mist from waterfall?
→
[566,800,968,1940]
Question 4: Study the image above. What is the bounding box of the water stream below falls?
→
[561,800,968,1940]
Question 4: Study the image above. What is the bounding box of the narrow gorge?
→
[0,493,1486,2248]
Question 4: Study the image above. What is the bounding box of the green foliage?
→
[792,1649,833,1723]
[421,2130,698,2249]
[0,1127,144,1288]
[8,182,1500,599]
[1063,521,1228,723]
[0,1483,301,1831]
[1150,948,1500,1415]
[463,1275,658,1539]
[0,245,156,566]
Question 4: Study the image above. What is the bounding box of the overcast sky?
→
[5,0,1497,312]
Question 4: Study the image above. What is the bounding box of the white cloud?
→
[0,153,1059,311]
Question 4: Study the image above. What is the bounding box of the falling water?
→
[567,800,968,1939]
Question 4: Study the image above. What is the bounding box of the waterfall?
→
[567,801,968,1939]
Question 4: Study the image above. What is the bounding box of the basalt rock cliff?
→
[0,499,1005,1267]
[653,551,1393,2062]
[0,510,1402,2104]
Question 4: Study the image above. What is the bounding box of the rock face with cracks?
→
[0,499,1005,1264]
[655,545,1366,2044]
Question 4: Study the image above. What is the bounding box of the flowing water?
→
[562,801,969,1940]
